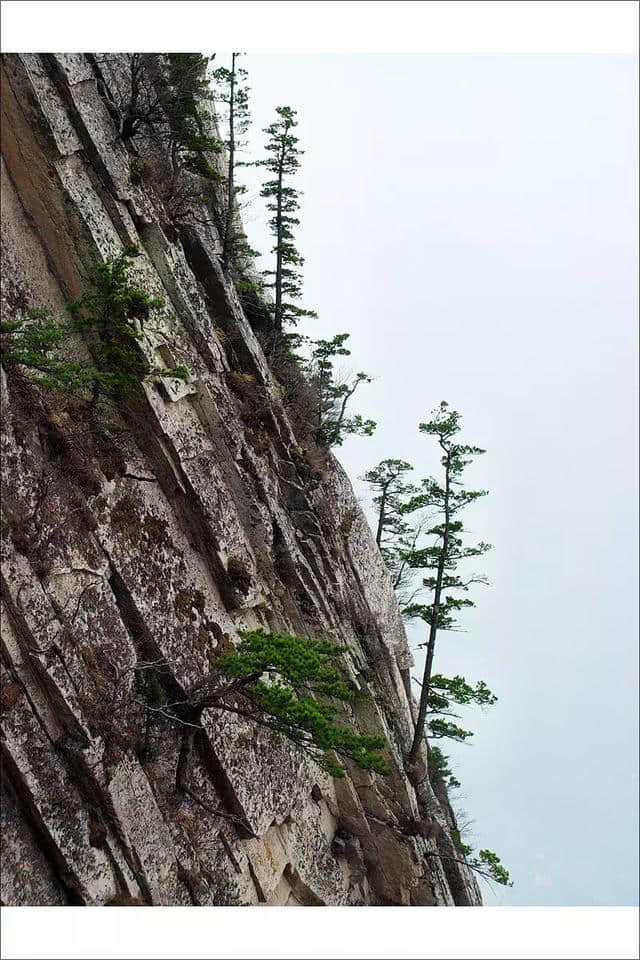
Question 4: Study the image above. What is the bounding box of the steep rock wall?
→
[0,53,481,907]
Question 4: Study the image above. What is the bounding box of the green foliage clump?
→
[428,717,474,743]
[1,309,92,392]
[216,629,389,777]
[68,245,188,399]
[427,744,460,790]
[425,674,497,744]
[363,458,417,587]
[165,54,222,181]
[303,334,376,447]
[1,247,188,401]
[472,849,512,887]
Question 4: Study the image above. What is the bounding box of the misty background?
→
[226,53,638,906]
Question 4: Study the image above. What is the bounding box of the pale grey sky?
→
[232,53,639,906]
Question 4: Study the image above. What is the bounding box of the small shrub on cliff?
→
[302,334,376,447]
[427,744,461,790]
[1,247,188,401]
[1,309,93,392]
[68,246,188,399]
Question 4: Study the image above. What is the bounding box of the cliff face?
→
[0,53,481,907]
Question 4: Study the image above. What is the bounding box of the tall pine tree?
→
[212,53,254,270]
[404,402,491,768]
[258,106,316,340]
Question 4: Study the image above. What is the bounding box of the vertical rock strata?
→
[0,53,481,906]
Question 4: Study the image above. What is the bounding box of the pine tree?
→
[1,247,187,401]
[258,106,316,339]
[1,309,90,392]
[164,54,221,181]
[404,402,491,768]
[426,847,513,888]
[136,629,390,789]
[304,334,376,446]
[212,52,255,270]
[214,630,389,778]
[68,246,188,400]
[363,458,417,580]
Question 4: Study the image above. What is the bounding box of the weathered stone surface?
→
[0,52,481,906]
[0,775,67,905]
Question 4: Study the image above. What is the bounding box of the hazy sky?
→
[232,53,639,906]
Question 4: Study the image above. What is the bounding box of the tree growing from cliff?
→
[426,847,513,887]
[257,106,317,340]
[68,246,188,400]
[1,309,94,393]
[302,334,376,446]
[132,630,389,810]
[213,630,388,777]
[164,54,222,181]
[112,53,215,151]
[94,53,223,224]
[211,53,256,270]
[363,458,418,584]
[404,402,491,769]
[2,247,187,400]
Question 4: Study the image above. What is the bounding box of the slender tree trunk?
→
[375,481,391,547]
[333,380,359,440]
[273,139,285,330]
[407,449,452,766]
[121,54,142,139]
[316,366,328,440]
[221,53,236,269]
[312,355,328,438]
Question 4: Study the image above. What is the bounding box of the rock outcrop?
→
[0,53,481,906]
